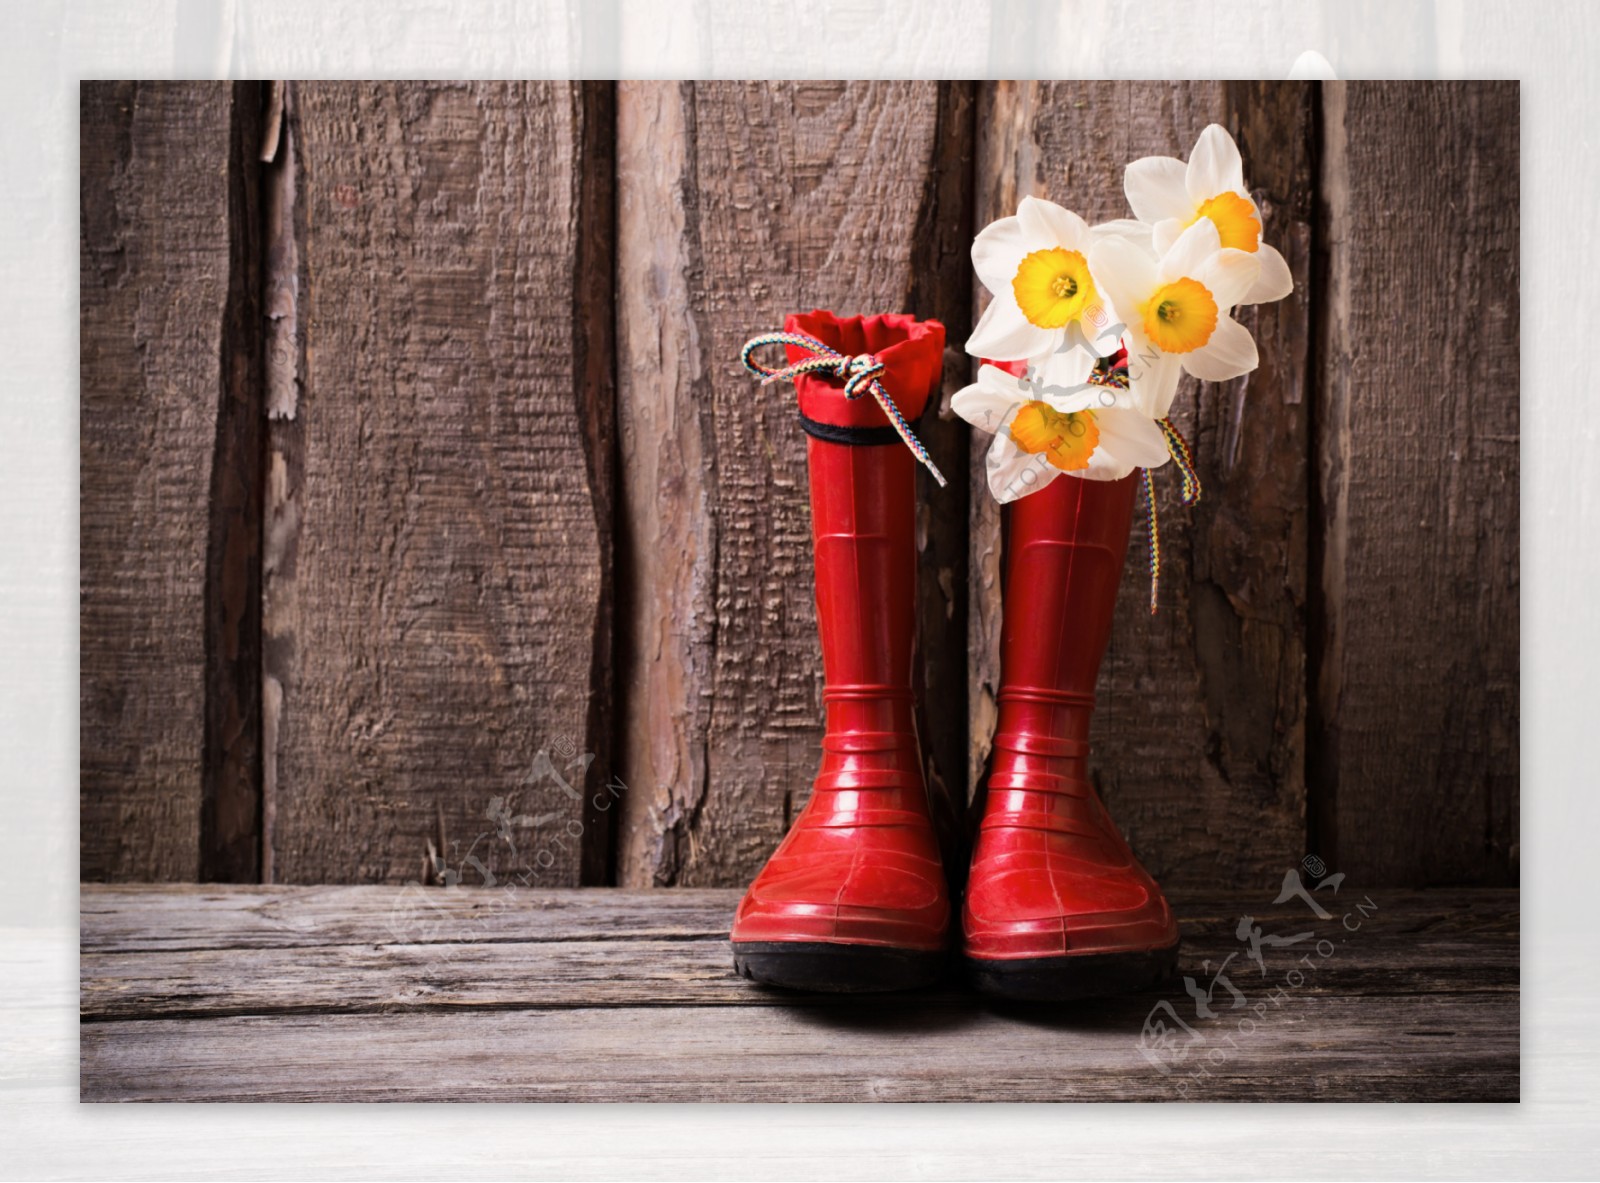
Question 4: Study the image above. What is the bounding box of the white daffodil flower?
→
[967,196,1126,371]
[1122,123,1293,306]
[1089,218,1261,419]
[952,362,1171,504]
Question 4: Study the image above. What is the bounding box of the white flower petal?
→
[1240,241,1294,304]
[964,293,1056,361]
[1064,373,1142,416]
[1092,218,1154,246]
[971,214,1030,295]
[1017,196,1092,253]
[1186,123,1246,204]
[1195,247,1262,311]
[951,375,1022,435]
[1182,315,1259,381]
[1074,457,1137,481]
[1044,390,1103,416]
[1151,217,1185,256]
[1088,236,1157,332]
[1125,341,1184,418]
[986,433,1058,504]
[1092,408,1173,473]
[1158,218,1224,283]
[1082,309,1126,357]
[977,360,1034,392]
[1020,347,1096,406]
[1124,154,1193,225]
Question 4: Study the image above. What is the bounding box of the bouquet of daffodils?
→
[953,124,1294,506]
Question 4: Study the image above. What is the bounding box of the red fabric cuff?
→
[785,311,945,431]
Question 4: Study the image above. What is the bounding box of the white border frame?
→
[6,1,1591,1177]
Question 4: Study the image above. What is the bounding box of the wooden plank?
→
[80,82,237,881]
[78,885,1516,1020]
[972,82,1312,887]
[612,82,972,887]
[75,883,1513,952]
[79,992,1516,1102]
[79,934,1516,1021]
[1312,82,1520,885]
[79,885,737,951]
[269,83,613,885]
[77,884,1517,1101]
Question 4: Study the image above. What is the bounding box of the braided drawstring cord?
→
[739,331,947,488]
[1140,418,1202,614]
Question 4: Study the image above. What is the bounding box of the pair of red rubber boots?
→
[731,312,1180,1001]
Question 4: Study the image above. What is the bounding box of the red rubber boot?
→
[731,311,951,992]
[963,472,1180,1000]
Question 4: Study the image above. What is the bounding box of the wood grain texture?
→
[612,82,970,887]
[79,883,1517,1101]
[1312,82,1520,885]
[78,996,1517,1102]
[972,82,1311,886]
[79,884,733,952]
[270,83,612,885]
[80,82,236,881]
[79,884,1514,1018]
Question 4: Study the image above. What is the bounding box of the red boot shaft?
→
[964,471,1179,998]
[810,434,921,821]
[731,313,950,990]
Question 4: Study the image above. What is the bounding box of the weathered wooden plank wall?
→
[78,80,1519,889]
[80,82,262,881]
[263,82,614,886]
[1312,81,1519,885]
[611,81,972,888]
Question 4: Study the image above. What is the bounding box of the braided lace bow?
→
[740,331,947,488]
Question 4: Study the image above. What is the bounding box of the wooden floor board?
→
[79,885,1518,1102]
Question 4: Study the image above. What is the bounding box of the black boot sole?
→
[733,941,946,993]
[966,941,1180,1002]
